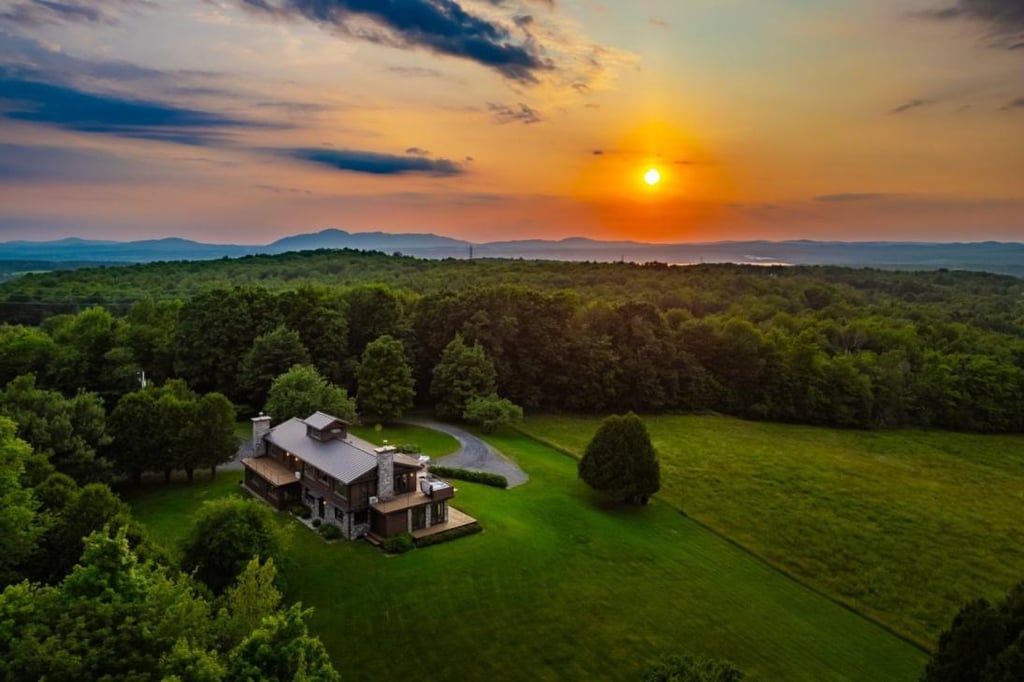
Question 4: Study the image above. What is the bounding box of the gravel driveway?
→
[400,418,529,488]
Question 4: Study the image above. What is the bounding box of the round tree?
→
[356,335,415,422]
[264,365,356,424]
[239,326,311,410]
[180,497,281,593]
[578,412,660,504]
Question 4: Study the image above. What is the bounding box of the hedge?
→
[428,466,507,489]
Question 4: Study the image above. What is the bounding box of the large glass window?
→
[431,502,447,524]
[411,506,426,530]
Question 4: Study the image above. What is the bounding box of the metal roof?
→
[265,417,377,484]
[301,411,347,431]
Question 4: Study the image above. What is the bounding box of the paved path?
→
[400,418,529,488]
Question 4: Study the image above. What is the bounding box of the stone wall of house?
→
[252,415,272,456]
[377,450,394,500]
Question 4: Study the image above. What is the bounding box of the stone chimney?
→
[251,414,272,457]
[376,446,395,501]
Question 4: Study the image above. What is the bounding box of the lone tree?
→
[578,412,660,504]
[356,334,415,422]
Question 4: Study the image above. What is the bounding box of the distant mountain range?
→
[2,229,1023,277]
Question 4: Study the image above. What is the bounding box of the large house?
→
[242,412,475,541]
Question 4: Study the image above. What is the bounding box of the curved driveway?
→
[401,418,529,488]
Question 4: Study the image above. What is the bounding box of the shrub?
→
[414,523,482,548]
[311,518,322,528]
[381,532,415,554]
[462,394,523,432]
[428,465,507,489]
[289,503,312,519]
[394,443,420,454]
[642,654,745,681]
[318,524,343,541]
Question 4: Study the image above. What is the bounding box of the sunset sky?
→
[1,0,1022,244]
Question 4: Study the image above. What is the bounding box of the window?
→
[334,507,345,520]
[353,510,369,525]
[431,501,447,524]
[411,506,426,530]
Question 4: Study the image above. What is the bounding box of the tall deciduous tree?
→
[356,334,415,422]
[0,417,41,587]
[239,326,311,410]
[227,604,340,682]
[264,364,356,424]
[0,373,110,483]
[430,334,497,419]
[578,412,660,504]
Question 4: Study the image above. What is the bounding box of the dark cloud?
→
[889,98,936,114]
[920,0,1024,50]
[1002,96,1024,109]
[254,183,313,195]
[649,17,668,28]
[0,0,150,27]
[287,148,464,176]
[488,102,543,124]
[814,193,901,203]
[592,149,603,155]
[405,146,430,156]
[239,0,551,82]
[0,70,264,146]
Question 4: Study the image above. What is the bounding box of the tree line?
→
[1,257,1022,432]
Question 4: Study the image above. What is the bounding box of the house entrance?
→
[318,497,326,519]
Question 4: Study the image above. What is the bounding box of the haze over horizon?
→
[1,1,1023,244]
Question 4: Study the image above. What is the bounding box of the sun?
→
[643,167,661,186]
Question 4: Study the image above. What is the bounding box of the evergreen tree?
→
[578,412,660,504]
[356,334,415,421]
[239,326,311,410]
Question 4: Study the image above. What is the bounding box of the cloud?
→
[0,0,150,27]
[889,98,936,114]
[0,143,154,183]
[0,69,264,146]
[1002,96,1024,109]
[488,101,543,123]
[920,0,1024,50]
[405,146,430,156]
[286,148,464,176]
[238,0,550,82]
[814,193,902,203]
[385,65,444,78]
[649,17,668,28]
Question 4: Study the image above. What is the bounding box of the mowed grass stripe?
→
[520,414,1024,648]
[128,429,925,681]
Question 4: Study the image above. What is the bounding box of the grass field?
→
[127,429,925,681]
[520,414,1024,648]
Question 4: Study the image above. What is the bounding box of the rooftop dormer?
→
[301,411,349,442]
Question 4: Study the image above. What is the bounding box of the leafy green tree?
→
[643,654,745,681]
[462,395,523,432]
[0,417,41,587]
[239,326,311,410]
[356,334,415,421]
[0,373,110,483]
[342,283,407,360]
[123,298,182,385]
[192,392,239,480]
[578,412,660,504]
[430,334,497,419]
[227,603,339,682]
[277,286,349,384]
[0,324,55,385]
[181,498,282,594]
[265,364,356,424]
[108,387,162,484]
[222,558,282,647]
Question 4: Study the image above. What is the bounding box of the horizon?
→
[1,2,1023,243]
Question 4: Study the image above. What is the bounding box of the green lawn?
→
[350,423,459,457]
[520,414,1024,648]
[128,429,925,681]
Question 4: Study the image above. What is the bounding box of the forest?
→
[0,250,1022,433]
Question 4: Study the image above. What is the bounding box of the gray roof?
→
[302,411,347,431]
[265,417,378,484]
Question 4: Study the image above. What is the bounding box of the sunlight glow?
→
[644,168,661,186]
